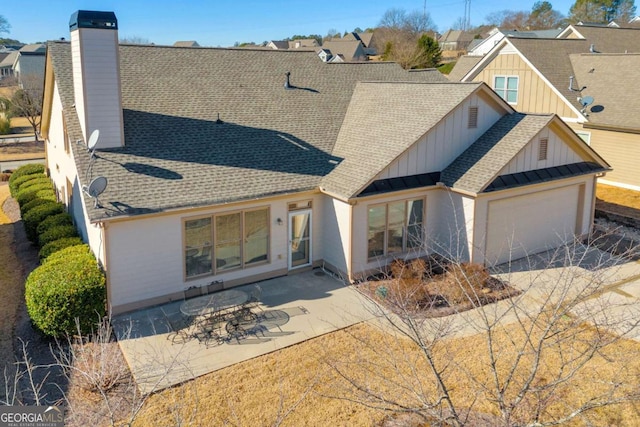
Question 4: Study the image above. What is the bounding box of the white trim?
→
[575,130,591,145]
[597,178,640,192]
[493,75,519,105]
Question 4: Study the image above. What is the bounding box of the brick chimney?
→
[69,10,124,149]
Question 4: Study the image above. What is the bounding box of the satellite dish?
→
[579,96,594,107]
[83,176,108,208]
[85,176,108,198]
[87,129,100,151]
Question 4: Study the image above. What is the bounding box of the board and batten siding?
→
[376,93,504,180]
[569,123,640,189]
[321,197,351,276]
[430,190,476,261]
[472,53,578,119]
[499,127,583,175]
[105,194,323,313]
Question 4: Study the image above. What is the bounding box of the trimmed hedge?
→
[20,197,56,217]
[8,164,45,196]
[23,202,64,243]
[35,189,57,203]
[36,212,73,236]
[25,245,106,337]
[9,174,43,197]
[39,237,84,261]
[17,176,52,193]
[38,224,78,247]
[16,183,55,208]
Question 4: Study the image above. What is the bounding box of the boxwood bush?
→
[25,245,106,337]
[38,224,79,247]
[23,202,64,242]
[9,174,43,197]
[8,164,45,196]
[16,182,55,207]
[20,197,56,217]
[35,189,57,203]
[17,176,52,193]
[39,237,84,261]
[36,212,73,236]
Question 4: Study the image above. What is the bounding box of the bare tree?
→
[0,15,10,36]
[322,231,640,426]
[8,74,42,138]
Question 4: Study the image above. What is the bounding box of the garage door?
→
[485,185,581,265]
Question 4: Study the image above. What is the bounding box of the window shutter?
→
[468,106,478,128]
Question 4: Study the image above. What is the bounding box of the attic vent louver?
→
[284,72,293,90]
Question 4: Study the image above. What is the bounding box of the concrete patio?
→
[112,269,375,393]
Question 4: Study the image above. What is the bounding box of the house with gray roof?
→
[42,11,609,313]
[455,24,640,190]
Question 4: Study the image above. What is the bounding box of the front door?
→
[288,210,312,269]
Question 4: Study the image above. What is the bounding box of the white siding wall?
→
[500,128,583,175]
[106,194,323,312]
[321,197,351,275]
[46,83,105,265]
[376,93,504,179]
[430,190,476,261]
[71,28,124,148]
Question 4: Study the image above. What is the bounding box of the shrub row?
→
[10,164,106,338]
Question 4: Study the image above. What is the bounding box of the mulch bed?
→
[359,257,520,318]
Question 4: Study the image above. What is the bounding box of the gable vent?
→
[468,106,478,129]
[538,137,549,161]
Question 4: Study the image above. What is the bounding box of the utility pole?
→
[463,0,471,31]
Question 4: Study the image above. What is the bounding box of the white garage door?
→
[485,185,581,265]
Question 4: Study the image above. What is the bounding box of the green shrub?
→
[36,212,73,236]
[39,237,84,261]
[25,245,106,337]
[9,173,43,196]
[35,189,57,202]
[38,224,78,247]
[16,182,54,207]
[23,202,64,242]
[20,197,56,216]
[8,164,45,196]
[17,176,51,193]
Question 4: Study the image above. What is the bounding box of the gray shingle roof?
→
[441,113,554,193]
[321,82,483,198]
[447,55,482,81]
[570,53,640,130]
[47,41,447,221]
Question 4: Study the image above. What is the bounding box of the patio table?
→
[180,288,249,317]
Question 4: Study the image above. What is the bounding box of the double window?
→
[494,76,518,104]
[368,198,424,259]
[184,208,269,278]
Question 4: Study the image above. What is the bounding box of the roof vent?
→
[589,43,597,53]
[284,72,293,90]
[69,10,118,31]
[568,75,586,92]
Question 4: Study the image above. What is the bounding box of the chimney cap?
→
[70,10,118,31]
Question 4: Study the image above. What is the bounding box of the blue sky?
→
[3,0,575,47]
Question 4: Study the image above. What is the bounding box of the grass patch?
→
[0,139,44,162]
[596,184,640,220]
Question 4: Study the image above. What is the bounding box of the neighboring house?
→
[455,24,640,190]
[288,39,318,49]
[13,43,46,86]
[343,32,377,55]
[438,30,475,51]
[0,51,18,78]
[266,40,289,50]
[467,27,564,56]
[173,41,200,47]
[42,11,609,314]
[320,40,367,62]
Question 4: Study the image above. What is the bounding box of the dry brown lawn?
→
[125,321,640,427]
[597,184,640,219]
[0,184,26,401]
[0,139,45,161]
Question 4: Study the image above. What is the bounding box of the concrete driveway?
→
[113,269,376,393]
